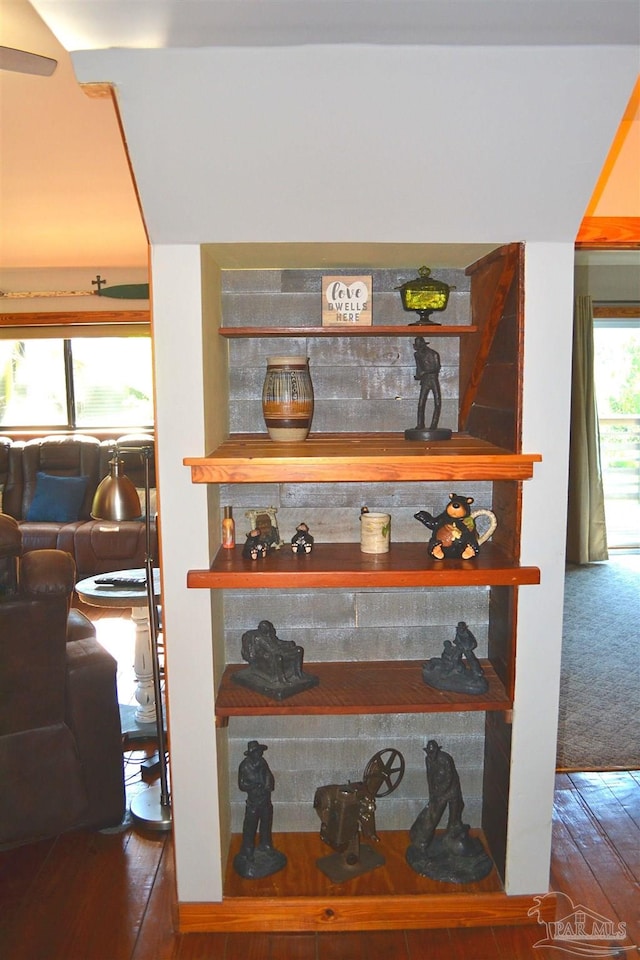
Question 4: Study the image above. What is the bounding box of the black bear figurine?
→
[414,493,491,561]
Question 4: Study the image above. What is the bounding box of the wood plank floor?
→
[1,771,638,960]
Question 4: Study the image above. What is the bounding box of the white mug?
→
[360,512,391,554]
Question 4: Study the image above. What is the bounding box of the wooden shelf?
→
[215,659,510,724]
[218,324,477,338]
[184,433,541,484]
[188,541,540,590]
[178,830,554,933]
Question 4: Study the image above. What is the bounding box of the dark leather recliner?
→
[0,515,125,847]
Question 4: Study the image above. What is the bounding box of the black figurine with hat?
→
[233,739,287,879]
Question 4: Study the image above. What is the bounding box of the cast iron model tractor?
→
[313,748,405,882]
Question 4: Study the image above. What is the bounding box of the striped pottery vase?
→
[261,355,314,442]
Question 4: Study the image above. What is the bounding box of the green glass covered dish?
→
[396,266,453,325]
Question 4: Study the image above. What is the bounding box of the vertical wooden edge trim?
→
[515,250,525,453]
[100,85,150,248]
[459,246,519,429]
[507,584,519,700]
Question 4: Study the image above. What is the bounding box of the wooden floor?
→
[1,770,637,960]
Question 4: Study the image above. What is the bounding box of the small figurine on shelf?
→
[291,522,314,554]
[406,740,493,883]
[404,337,452,442]
[233,740,287,879]
[422,621,489,694]
[242,528,269,561]
[244,508,282,550]
[414,492,497,560]
[233,619,319,700]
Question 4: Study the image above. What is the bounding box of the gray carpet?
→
[557,554,640,770]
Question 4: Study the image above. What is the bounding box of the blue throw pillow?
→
[25,473,89,523]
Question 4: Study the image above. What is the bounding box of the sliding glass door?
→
[594,317,640,550]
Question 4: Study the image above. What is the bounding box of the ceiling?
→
[1,0,638,273]
[25,0,640,49]
[0,0,148,270]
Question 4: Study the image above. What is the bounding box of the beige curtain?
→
[566,295,608,563]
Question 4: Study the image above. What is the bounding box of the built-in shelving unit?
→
[182,241,551,932]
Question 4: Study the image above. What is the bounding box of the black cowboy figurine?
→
[413,337,443,432]
[405,337,451,441]
[406,739,493,883]
[233,740,287,879]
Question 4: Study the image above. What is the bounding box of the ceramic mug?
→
[360,512,391,554]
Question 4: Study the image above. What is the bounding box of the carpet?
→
[557,554,640,770]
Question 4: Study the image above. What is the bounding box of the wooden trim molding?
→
[0,310,150,327]
[80,83,114,100]
[593,305,640,318]
[576,217,640,247]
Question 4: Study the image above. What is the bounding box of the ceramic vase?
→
[262,356,314,442]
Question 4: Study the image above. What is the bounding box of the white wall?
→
[150,245,223,900]
[575,251,640,300]
[72,45,637,245]
[507,242,576,893]
[69,43,638,902]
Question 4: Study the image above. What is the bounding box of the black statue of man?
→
[414,338,442,431]
[410,739,464,850]
[234,619,319,700]
[406,739,493,882]
[405,337,451,441]
[233,740,287,879]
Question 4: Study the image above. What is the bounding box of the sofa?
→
[0,515,125,846]
[0,433,157,580]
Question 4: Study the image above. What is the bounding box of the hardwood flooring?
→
[1,613,638,959]
[1,773,637,959]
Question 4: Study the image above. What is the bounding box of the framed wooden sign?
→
[322,275,372,326]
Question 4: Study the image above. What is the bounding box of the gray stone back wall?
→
[224,586,490,664]
[221,479,494,546]
[222,267,470,436]
[228,714,486,835]
[219,267,487,836]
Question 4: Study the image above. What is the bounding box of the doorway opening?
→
[594,315,640,551]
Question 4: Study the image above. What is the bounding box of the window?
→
[593,317,640,550]
[0,336,154,430]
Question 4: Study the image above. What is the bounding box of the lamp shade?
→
[91,457,141,521]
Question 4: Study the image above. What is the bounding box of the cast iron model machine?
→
[313,748,405,882]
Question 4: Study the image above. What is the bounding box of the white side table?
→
[75,567,161,739]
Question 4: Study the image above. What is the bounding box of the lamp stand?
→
[129,448,172,832]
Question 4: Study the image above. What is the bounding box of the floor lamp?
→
[91,444,171,832]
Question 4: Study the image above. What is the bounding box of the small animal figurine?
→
[414,493,497,561]
[242,528,269,560]
[291,522,314,554]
